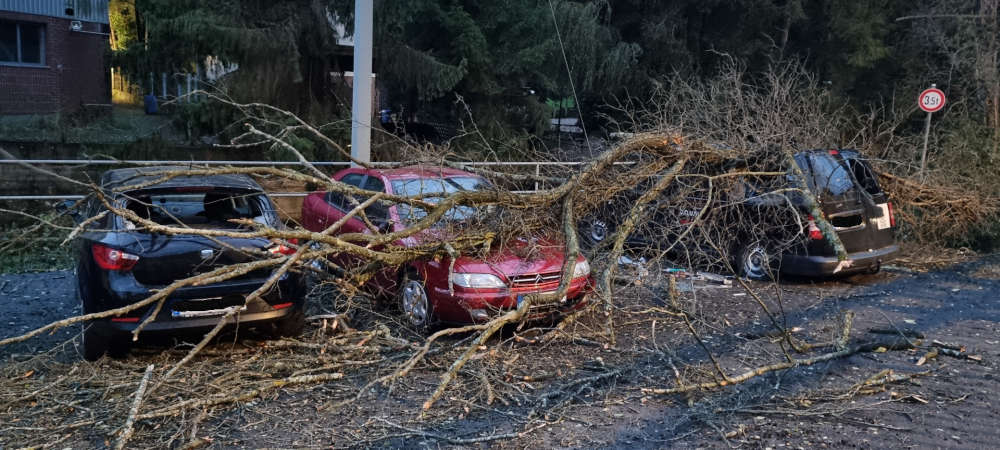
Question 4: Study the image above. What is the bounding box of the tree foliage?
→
[112,0,999,159]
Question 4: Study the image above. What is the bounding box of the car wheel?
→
[738,243,774,281]
[82,322,109,361]
[580,217,610,249]
[273,307,306,338]
[399,271,433,333]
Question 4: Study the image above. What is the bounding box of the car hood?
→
[451,236,584,280]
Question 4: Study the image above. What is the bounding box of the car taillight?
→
[887,202,896,227]
[268,238,299,256]
[806,215,824,240]
[92,244,140,271]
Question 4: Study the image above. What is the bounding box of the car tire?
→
[399,270,434,333]
[82,322,109,361]
[737,243,774,281]
[273,307,306,338]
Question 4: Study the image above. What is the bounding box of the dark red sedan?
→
[301,165,590,330]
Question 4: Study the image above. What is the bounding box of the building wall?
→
[0,10,109,115]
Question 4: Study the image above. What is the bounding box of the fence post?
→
[161,73,167,100]
[186,73,192,103]
[534,164,540,192]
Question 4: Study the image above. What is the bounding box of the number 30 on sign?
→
[919,88,946,113]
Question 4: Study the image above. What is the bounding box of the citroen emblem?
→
[534,274,543,284]
[200,249,214,259]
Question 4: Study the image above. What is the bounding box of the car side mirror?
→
[55,199,85,224]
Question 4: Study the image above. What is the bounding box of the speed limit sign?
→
[919,87,946,113]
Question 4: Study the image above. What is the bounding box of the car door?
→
[306,171,366,232]
[358,174,401,296]
[337,172,373,235]
[838,150,895,251]
[797,151,871,256]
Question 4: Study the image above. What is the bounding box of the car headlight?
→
[573,260,591,278]
[450,273,507,289]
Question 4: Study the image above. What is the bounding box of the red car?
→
[301,165,591,330]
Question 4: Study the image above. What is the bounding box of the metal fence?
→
[0,159,601,201]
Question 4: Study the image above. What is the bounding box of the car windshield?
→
[391,176,490,224]
[120,190,269,230]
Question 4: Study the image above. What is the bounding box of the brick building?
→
[0,0,110,115]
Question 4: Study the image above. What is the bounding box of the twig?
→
[374,417,551,444]
[137,372,344,420]
[116,364,154,450]
[642,337,916,395]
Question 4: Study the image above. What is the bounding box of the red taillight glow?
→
[92,244,140,271]
[271,302,293,310]
[806,215,824,240]
[268,238,299,256]
[829,149,839,155]
[888,202,896,227]
[111,317,140,323]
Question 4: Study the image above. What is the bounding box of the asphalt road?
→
[1,258,998,448]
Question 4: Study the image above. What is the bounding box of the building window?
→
[0,21,46,65]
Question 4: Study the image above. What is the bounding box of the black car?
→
[66,167,306,360]
[579,148,899,279]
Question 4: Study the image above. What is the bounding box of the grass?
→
[0,212,75,273]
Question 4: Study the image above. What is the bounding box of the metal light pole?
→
[350,0,374,165]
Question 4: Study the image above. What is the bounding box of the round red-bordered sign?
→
[918,88,946,113]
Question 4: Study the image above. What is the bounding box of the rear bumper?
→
[96,271,306,332]
[780,244,899,276]
[106,305,300,333]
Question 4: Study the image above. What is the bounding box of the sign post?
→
[918,84,946,180]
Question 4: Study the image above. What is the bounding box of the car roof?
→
[373,165,477,181]
[100,166,263,192]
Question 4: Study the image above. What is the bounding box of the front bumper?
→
[780,244,899,276]
[428,276,592,324]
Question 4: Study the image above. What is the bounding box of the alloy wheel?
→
[589,219,608,242]
[741,244,771,280]
[401,279,429,327]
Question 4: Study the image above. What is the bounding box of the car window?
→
[360,176,388,223]
[363,176,385,192]
[326,173,365,210]
[120,190,267,230]
[799,153,855,197]
[341,173,365,187]
[841,152,883,195]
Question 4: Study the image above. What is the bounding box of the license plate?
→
[517,294,567,308]
[874,203,892,230]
